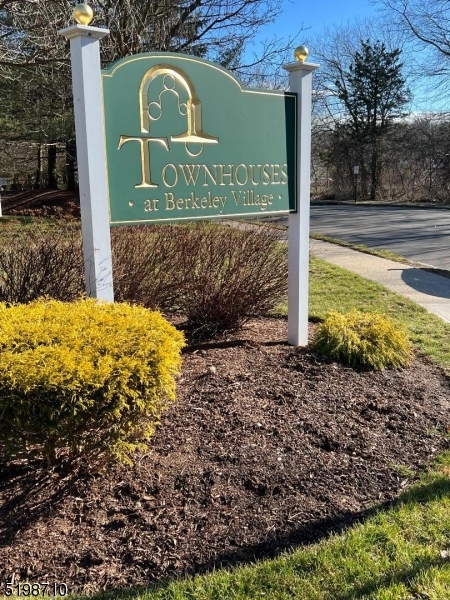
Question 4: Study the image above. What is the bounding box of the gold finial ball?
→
[73,3,94,26]
[294,45,309,63]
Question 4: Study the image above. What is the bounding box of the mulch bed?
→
[1,318,449,594]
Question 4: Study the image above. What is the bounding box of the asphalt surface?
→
[264,204,450,270]
[309,204,450,270]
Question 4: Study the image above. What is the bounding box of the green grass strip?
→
[0,215,33,225]
[310,233,450,280]
[310,233,422,266]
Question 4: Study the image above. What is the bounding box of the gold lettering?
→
[248,164,262,186]
[262,164,271,185]
[217,164,235,186]
[272,164,281,184]
[260,194,272,211]
[201,196,208,208]
[235,164,248,186]
[162,163,178,188]
[118,135,168,188]
[144,198,159,212]
[180,164,201,186]
[203,164,218,186]
[165,192,176,210]
[232,190,241,205]
[176,197,185,210]
[280,164,288,184]
[191,193,199,209]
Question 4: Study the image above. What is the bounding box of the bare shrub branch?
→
[111,225,183,311]
[0,222,84,303]
[0,222,287,341]
[175,222,287,337]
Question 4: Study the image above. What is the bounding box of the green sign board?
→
[102,53,297,224]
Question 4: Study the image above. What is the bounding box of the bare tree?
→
[0,0,297,77]
[377,0,450,103]
[379,0,450,60]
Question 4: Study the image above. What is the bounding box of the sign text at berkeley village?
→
[102,53,297,224]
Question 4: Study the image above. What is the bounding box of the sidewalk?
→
[310,239,450,323]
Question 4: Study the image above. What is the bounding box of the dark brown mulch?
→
[1,318,450,594]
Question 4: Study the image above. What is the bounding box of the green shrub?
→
[0,298,185,466]
[312,310,412,370]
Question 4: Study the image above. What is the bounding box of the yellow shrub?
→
[0,298,185,465]
[312,310,412,371]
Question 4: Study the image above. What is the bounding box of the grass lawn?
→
[81,258,450,598]
[3,253,450,600]
[0,215,32,224]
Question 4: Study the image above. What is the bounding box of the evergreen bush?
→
[312,310,412,370]
[0,298,185,466]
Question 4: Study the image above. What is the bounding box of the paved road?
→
[307,204,450,270]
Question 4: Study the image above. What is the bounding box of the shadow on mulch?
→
[1,318,450,594]
[81,477,450,600]
[0,464,86,546]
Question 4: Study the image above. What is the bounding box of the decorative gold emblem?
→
[140,65,219,151]
[294,46,309,63]
[118,64,219,188]
[73,3,94,26]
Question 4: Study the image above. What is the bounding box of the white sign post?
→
[59,19,114,302]
[283,50,319,346]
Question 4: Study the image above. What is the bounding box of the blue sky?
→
[251,1,441,111]
[261,0,380,61]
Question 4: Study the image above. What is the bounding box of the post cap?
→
[73,3,94,26]
[294,46,309,63]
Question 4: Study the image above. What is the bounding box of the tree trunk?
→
[47,144,58,189]
[358,154,368,199]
